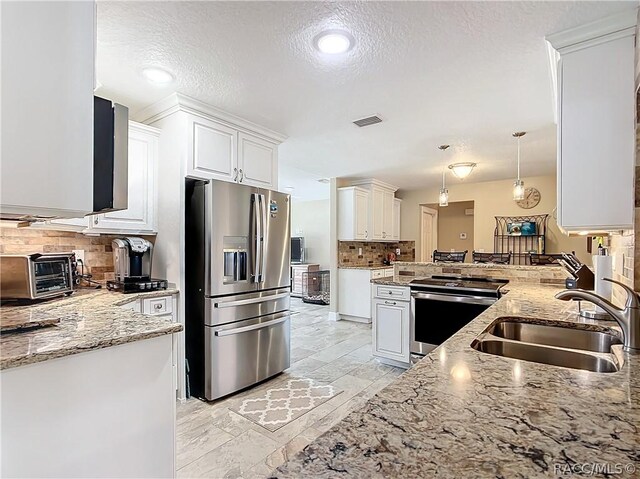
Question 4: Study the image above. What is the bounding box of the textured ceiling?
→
[97,1,637,199]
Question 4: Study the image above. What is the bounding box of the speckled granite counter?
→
[338,265,394,270]
[0,289,182,370]
[274,281,639,478]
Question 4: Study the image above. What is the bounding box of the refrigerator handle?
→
[254,193,262,283]
[260,194,267,283]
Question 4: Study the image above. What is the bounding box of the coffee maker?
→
[107,237,168,293]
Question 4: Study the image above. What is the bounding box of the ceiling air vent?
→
[353,115,382,127]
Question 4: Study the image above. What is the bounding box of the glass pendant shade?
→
[448,162,476,180]
[439,187,449,207]
[513,179,525,201]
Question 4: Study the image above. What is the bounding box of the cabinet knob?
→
[154,303,163,310]
[384,300,396,305]
[233,167,238,181]
[238,169,244,183]
[94,217,99,225]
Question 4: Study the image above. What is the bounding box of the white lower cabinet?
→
[1,335,176,478]
[120,293,179,393]
[338,268,394,322]
[372,286,410,367]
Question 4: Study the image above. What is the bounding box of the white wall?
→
[291,199,331,269]
[399,175,591,265]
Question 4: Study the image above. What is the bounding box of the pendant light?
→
[448,162,477,180]
[512,131,526,201]
[438,145,450,207]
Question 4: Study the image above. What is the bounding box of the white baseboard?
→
[338,314,371,324]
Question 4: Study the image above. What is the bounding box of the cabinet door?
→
[1,1,94,219]
[382,190,394,240]
[392,198,401,240]
[373,299,409,363]
[238,132,277,188]
[189,116,238,182]
[92,124,158,233]
[370,187,385,240]
[354,189,370,240]
[558,36,635,231]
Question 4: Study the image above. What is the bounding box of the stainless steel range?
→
[409,275,508,356]
[185,179,291,401]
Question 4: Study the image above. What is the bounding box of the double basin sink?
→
[471,317,624,373]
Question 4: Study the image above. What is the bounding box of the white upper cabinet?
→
[238,132,278,188]
[341,180,398,242]
[44,122,159,234]
[0,1,95,219]
[392,198,402,241]
[548,12,636,232]
[338,187,370,240]
[136,94,286,190]
[370,187,386,240]
[190,116,238,182]
[92,123,159,233]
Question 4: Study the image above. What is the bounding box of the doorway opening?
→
[420,201,475,262]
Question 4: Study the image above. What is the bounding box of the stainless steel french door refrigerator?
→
[185,179,291,401]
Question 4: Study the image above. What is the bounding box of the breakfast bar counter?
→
[274,280,639,478]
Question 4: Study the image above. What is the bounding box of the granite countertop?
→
[274,281,639,478]
[0,288,182,370]
[339,265,394,270]
[394,261,564,271]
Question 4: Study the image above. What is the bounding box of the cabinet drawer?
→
[374,285,410,301]
[371,268,393,279]
[142,296,173,316]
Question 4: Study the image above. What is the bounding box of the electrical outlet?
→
[358,247,363,256]
[72,249,85,264]
[395,248,401,255]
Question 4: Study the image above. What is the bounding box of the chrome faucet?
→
[555,278,640,354]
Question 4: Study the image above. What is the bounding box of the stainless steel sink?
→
[471,317,624,373]
[487,319,622,353]
[471,339,621,373]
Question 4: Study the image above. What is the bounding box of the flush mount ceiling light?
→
[438,145,450,207]
[512,131,527,201]
[313,30,354,54]
[142,67,174,84]
[448,162,477,180]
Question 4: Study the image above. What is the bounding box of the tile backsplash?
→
[339,241,415,266]
[0,228,155,282]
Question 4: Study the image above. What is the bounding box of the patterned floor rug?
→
[231,378,342,432]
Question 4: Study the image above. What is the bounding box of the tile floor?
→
[176,298,405,478]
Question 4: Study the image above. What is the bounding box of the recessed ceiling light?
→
[314,30,354,54]
[142,67,174,84]
[317,178,330,184]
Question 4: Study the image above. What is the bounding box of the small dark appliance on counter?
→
[106,237,168,293]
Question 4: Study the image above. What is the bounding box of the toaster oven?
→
[0,253,74,300]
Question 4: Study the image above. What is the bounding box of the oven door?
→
[410,291,496,355]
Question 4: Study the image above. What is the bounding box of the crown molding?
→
[546,9,637,53]
[133,92,288,144]
[349,178,399,192]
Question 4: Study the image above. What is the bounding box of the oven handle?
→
[214,315,289,336]
[411,291,497,306]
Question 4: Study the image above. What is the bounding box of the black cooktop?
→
[409,275,509,295]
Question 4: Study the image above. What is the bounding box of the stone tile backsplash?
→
[0,228,155,282]
[339,241,415,266]
[394,262,569,285]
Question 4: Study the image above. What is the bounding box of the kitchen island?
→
[1,289,182,478]
[274,278,639,478]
